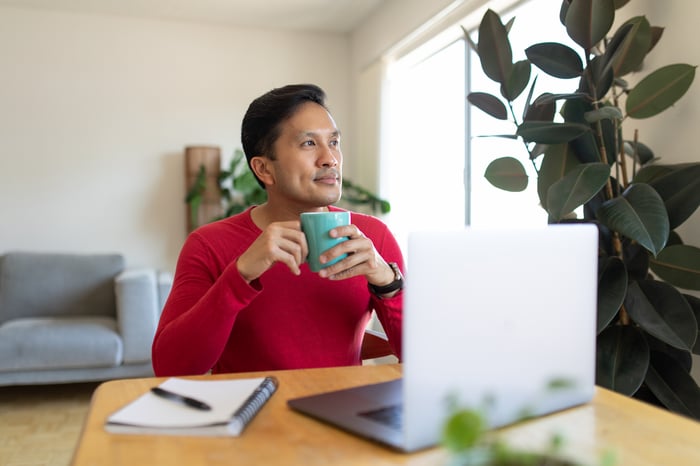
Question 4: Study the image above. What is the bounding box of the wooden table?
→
[71,364,700,466]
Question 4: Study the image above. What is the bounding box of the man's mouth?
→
[314,171,340,184]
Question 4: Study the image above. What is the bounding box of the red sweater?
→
[152,207,403,376]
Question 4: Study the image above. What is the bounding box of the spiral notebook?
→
[105,376,278,436]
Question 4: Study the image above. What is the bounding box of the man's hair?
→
[241,83,328,187]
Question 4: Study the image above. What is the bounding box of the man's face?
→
[264,102,343,208]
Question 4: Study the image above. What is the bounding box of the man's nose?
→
[318,145,339,167]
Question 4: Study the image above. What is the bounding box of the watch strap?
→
[368,262,404,296]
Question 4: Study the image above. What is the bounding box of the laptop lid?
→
[402,224,598,450]
[288,224,598,452]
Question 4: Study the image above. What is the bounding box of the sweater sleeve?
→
[151,232,260,376]
[363,217,404,361]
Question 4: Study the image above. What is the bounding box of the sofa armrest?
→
[114,268,159,364]
[157,271,173,316]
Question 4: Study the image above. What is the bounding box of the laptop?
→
[288,224,598,452]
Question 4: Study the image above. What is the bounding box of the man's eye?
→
[302,140,315,147]
[330,139,340,147]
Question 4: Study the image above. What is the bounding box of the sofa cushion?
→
[0,252,124,323]
[0,317,123,372]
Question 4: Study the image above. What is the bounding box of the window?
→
[383,0,577,248]
[383,39,466,253]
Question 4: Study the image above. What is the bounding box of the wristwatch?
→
[368,262,404,297]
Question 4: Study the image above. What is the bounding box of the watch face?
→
[388,262,403,283]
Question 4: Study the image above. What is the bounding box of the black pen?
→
[151,387,212,411]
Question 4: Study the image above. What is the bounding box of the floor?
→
[0,382,98,466]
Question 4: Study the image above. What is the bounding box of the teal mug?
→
[300,211,350,272]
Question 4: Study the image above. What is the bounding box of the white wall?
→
[0,6,350,272]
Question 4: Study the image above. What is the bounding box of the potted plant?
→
[440,379,615,466]
[466,0,700,418]
[186,148,391,230]
[442,406,585,466]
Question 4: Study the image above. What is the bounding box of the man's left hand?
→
[317,225,396,287]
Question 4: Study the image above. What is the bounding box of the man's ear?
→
[250,156,274,187]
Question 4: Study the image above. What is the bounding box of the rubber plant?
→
[466,0,700,418]
[186,149,391,229]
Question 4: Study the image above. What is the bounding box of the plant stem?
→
[595,120,615,201]
[508,101,539,174]
[619,303,630,326]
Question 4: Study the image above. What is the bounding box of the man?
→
[152,84,403,376]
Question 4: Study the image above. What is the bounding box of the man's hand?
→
[237,221,308,282]
[317,225,396,287]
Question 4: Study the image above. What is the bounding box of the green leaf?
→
[565,0,615,50]
[648,25,664,52]
[185,165,207,203]
[467,92,508,120]
[623,140,655,165]
[532,92,588,106]
[561,99,603,164]
[646,333,693,372]
[648,163,700,229]
[625,280,697,351]
[516,121,590,144]
[584,106,623,123]
[475,134,519,140]
[608,16,652,77]
[441,409,485,452]
[477,9,513,86]
[189,196,202,229]
[645,351,700,419]
[546,162,610,221]
[528,143,547,160]
[524,93,556,122]
[379,200,391,214]
[522,75,538,120]
[579,55,614,100]
[247,188,268,206]
[596,183,669,256]
[633,164,674,184]
[650,245,700,291]
[484,157,528,192]
[235,170,263,196]
[537,144,581,210]
[597,257,628,333]
[232,147,246,166]
[596,325,649,395]
[525,42,583,79]
[684,294,700,354]
[626,64,696,119]
[501,59,531,101]
[559,0,569,25]
[460,25,478,52]
[340,178,391,215]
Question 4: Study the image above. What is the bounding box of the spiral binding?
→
[232,376,279,430]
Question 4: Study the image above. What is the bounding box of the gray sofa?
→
[0,252,172,386]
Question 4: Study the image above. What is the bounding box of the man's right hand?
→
[236,220,308,282]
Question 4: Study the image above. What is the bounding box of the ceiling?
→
[0,0,386,33]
